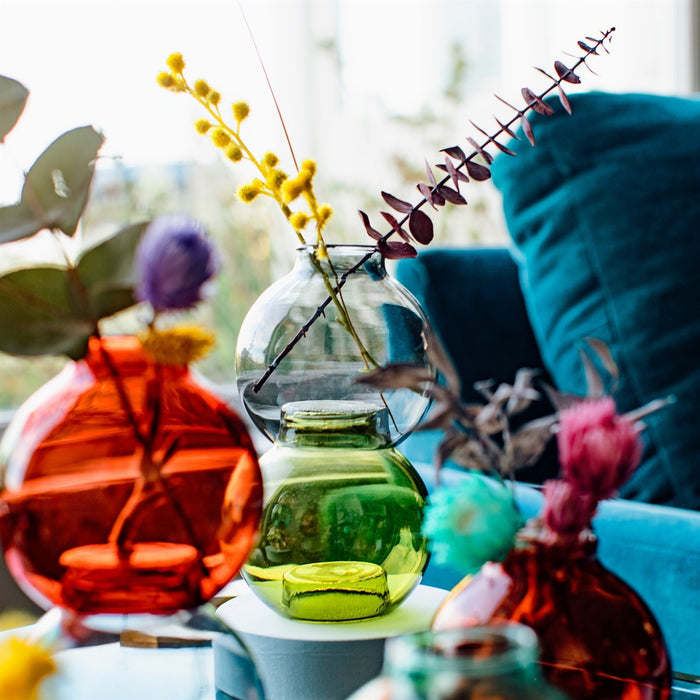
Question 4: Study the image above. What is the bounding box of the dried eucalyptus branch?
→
[252,27,616,394]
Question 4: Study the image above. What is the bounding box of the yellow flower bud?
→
[157,72,176,89]
[194,79,211,97]
[211,128,231,148]
[166,53,185,73]
[225,144,244,162]
[239,179,264,203]
[232,101,250,122]
[208,90,221,106]
[194,119,211,134]
[318,204,333,226]
[281,178,304,203]
[296,169,312,189]
[140,326,215,365]
[289,212,309,230]
[266,168,288,191]
[262,152,279,169]
[301,159,316,176]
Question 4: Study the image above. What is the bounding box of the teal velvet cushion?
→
[491,92,700,509]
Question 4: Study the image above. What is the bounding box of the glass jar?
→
[0,335,263,615]
[235,245,433,444]
[431,525,672,699]
[348,623,570,699]
[242,400,429,621]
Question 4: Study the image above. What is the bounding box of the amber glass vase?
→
[431,525,672,699]
[0,335,263,615]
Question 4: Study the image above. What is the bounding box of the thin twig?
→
[252,28,615,393]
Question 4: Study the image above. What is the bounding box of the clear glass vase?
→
[348,623,570,699]
[242,399,429,621]
[0,335,263,615]
[431,524,672,699]
[235,244,433,444]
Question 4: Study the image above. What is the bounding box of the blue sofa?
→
[396,247,700,684]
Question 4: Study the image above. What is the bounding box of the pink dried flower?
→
[557,397,643,501]
[542,479,598,537]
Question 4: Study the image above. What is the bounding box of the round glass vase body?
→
[348,623,569,700]
[431,527,672,699]
[0,335,263,616]
[242,400,429,622]
[235,245,433,444]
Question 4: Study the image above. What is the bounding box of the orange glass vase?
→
[0,335,263,615]
[432,525,672,699]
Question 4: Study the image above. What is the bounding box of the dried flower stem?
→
[252,27,615,393]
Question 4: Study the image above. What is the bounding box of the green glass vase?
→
[348,624,570,699]
[242,400,429,622]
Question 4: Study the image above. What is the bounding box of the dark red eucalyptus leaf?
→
[409,208,434,245]
[358,210,382,241]
[495,117,519,140]
[424,159,437,187]
[520,115,535,146]
[466,136,494,164]
[521,87,554,116]
[554,60,581,84]
[380,211,411,242]
[578,40,596,54]
[417,182,435,208]
[437,185,467,206]
[381,191,413,214]
[378,238,417,260]
[418,182,445,208]
[445,156,467,189]
[441,145,466,162]
[492,139,517,157]
[534,66,556,81]
[436,161,470,184]
[558,85,572,115]
[494,93,520,113]
[465,160,491,181]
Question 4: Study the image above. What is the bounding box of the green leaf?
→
[76,221,149,320]
[0,76,29,143]
[0,202,44,244]
[0,266,95,358]
[21,126,104,237]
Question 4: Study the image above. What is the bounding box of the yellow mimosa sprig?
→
[157,52,381,376]
[157,53,332,256]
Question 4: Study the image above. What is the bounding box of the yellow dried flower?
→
[140,326,215,365]
[156,72,177,89]
[194,79,211,98]
[262,152,279,169]
[239,180,264,203]
[266,168,287,191]
[281,178,304,203]
[301,159,316,176]
[166,53,185,73]
[211,128,231,148]
[232,101,250,122]
[225,144,244,162]
[318,204,333,226]
[208,90,221,106]
[289,212,309,230]
[194,119,211,134]
[0,637,56,700]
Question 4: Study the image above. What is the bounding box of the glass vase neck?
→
[277,400,391,449]
[386,624,541,680]
[515,519,598,561]
[83,335,188,381]
[294,244,385,276]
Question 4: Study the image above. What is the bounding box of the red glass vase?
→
[431,523,672,699]
[0,335,263,615]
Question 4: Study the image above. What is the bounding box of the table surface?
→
[2,580,697,700]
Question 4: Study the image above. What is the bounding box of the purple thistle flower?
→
[135,214,219,312]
